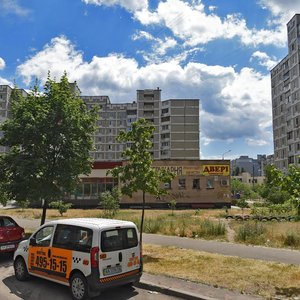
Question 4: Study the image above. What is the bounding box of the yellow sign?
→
[202,165,230,176]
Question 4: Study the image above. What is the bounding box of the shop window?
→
[206,179,214,189]
[192,179,200,189]
[178,178,186,189]
[83,183,91,196]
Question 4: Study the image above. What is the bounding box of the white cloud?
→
[251,51,279,70]
[0,0,31,17]
[132,30,177,61]
[17,36,86,85]
[0,57,5,70]
[134,0,286,47]
[82,0,148,12]
[16,36,272,146]
[0,77,10,85]
[208,6,217,12]
[259,0,300,22]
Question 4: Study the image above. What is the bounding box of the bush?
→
[99,187,120,218]
[49,201,72,216]
[235,221,266,244]
[283,232,300,247]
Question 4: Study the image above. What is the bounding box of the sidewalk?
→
[138,273,262,300]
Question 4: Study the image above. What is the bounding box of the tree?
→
[0,73,98,225]
[109,118,175,247]
[99,187,120,218]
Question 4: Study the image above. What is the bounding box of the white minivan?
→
[13,218,142,300]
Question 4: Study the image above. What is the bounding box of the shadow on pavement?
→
[3,274,139,300]
[0,253,14,268]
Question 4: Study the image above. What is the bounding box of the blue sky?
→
[1,0,300,160]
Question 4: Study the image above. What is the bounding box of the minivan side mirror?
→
[29,237,37,246]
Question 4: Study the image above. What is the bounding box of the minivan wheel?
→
[70,273,89,300]
[14,257,30,281]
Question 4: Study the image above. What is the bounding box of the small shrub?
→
[99,187,120,218]
[235,221,266,244]
[18,200,30,211]
[169,199,177,216]
[144,218,162,234]
[49,201,72,216]
[283,232,300,247]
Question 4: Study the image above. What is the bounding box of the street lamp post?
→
[222,149,231,160]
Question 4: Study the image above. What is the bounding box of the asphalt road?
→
[0,253,179,300]
[14,217,300,266]
[143,233,300,265]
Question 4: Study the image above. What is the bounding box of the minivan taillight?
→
[91,247,99,268]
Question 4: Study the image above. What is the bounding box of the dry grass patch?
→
[143,244,300,298]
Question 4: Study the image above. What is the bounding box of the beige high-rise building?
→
[83,88,200,161]
[271,14,300,170]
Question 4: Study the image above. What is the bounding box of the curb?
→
[136,280,216,300]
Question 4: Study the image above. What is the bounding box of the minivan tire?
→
[14,257,30,281]
[70,272,89,300]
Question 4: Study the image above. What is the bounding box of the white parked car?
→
[13,218,142,300]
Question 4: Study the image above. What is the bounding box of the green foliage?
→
[49,200,72,216]
[169,199,177,216]
[0,73,98,224]
[231,178,258,200]
[258,164,300,215]
[109,118,175,244]
[99,187,120,218]
[236,198,249,212]
[283,232,300,247]
[18,200,30,211]
[193,219,225,238]
[235,221,266,244]
[110,119,175,198]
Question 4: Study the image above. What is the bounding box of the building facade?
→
[75,160,231,208]
[231,155,267,177]
[82,88,200,161]
[271,14,300,170]
[0,85,200,161]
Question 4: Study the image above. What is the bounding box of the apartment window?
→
[162,125,169,130]
[206,179,214,189]
[178,178,186,189]
[192,179,200,189]
[287,131,293,140]
[161,116,170,122]
[288,156,295,164]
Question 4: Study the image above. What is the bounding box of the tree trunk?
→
[40,199,48,226]
[140,191,145,250]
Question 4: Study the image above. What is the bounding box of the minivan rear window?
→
[101,228,138,252]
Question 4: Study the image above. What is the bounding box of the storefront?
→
[71,160,231,209]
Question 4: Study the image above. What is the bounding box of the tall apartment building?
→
[83,88,200,161]
[1,85,200,161]
[271,14,300,170]
[0,85,28,154]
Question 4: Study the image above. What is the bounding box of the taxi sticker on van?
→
[28,247,72,281]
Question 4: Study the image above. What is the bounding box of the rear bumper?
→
[0,239,23,253]
[87,268,142,292]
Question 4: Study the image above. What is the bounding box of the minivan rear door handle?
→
[118,252,122,262]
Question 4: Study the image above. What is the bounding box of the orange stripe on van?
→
[100,269,139,283]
